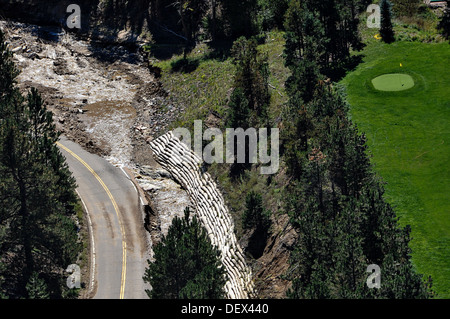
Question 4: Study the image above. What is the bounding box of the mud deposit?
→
[81,100,136,167]
[1,20,191,258]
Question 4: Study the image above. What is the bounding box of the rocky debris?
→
[1,21,143,105]
[1,19,296,299]
[133,163,191,247]
[53,58,74,75]
[1,20,170,164]
[138,166,173,180]
[130,79,182,137]
[149,132,255,299]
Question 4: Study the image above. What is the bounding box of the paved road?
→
[57,136,149,299]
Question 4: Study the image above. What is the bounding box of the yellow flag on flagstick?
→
[400,63,403,67]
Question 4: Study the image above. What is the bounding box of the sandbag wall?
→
[149,132,254,299]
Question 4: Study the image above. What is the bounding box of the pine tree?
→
[242,191,271,258]
[226,36,271,177]
[437,0,450,40]
[332,199,368,298]
[227,87,250,129]
[0,262,7,299]
[218,0,258,39]
[286,180,333,298]
[171,0,208,56]
[143,208,227,299]
[283,79,434,298]
[281,0,324,178]
[322,0,364,64]
[242,191,271,231]
[257,0,290,31]
[230,36,270,124]
[380,0,395,44]
[0,30,81,298]
[0,29,19,102]
[374,194,434,298]
[285,144,335,299]
[26,272,50,299]
[283,0,363,81]
[283,0,326,77]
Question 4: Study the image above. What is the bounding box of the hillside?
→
[146,3,448,298]
[1,0,448,300]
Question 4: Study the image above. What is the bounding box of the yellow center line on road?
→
[56,141,127,299]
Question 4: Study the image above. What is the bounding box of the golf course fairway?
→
[342,41,449,298]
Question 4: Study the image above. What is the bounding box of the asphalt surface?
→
[57,136,149,299]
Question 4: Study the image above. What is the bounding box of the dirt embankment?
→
[1,20,296,299]
[243,213,296,298]
[2,19,191,262]
[1,20,178,163]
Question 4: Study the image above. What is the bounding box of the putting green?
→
[371,73,415,91]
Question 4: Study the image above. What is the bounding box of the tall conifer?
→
[380,0,395,43]
[143,208,227,299]
[0,29,80,298]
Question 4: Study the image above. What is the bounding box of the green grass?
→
[152,31,289,130]
[371,73,415,91]
[151,32,289,235]
[152,42,235,130]
[151,27,449,297]
[341,41,450,298]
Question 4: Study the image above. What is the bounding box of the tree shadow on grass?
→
[204,34,265,62]
[150,35,263,74]
[148,43,186,60]
[167,39,235,74]
[204,39,234,62]
[323,53,366,82]
[170,57,201,73]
